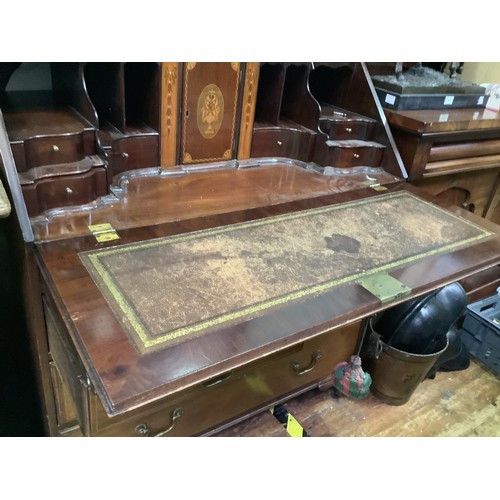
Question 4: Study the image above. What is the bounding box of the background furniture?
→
[383,107,500,301]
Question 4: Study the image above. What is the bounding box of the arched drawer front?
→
[251,127,316,162]
[23,133,90,169]
[21,167,108,216]
[320,118,374,141]
[323,140,386,169]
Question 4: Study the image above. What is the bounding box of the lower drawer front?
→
[89,322,361,436]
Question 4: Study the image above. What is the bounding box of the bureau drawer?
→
[22,166,108,216]
[89,321,361,436]
[23,132,94,169]
[323,140,385,169]
[251,127,316,162]
[320,118,374,141]
[108,134,160,179]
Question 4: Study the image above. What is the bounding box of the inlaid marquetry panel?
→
[180,62,242,164]
[237,62,260,160]
[160,62,180,167]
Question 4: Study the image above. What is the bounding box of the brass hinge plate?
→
[88,223,120,242]
[358,272,412,304]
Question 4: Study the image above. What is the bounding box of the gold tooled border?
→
[80,192,494,351]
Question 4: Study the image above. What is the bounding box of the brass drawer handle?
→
[122,152,129,158]
[52,145,59,152]
[135,407,183,437]
[353,153,360,159]
[65,187,73,195]
[277,140,283,146]
[291,350,322,375]
[346,127,352,133]
[202,371,233,388]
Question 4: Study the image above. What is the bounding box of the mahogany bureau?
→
[26,163,500,437]
[1,62,500,437]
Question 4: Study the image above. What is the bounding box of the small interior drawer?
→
[22,167,108,216]
[251,126,316,162]
[320,118,374,141]
[108,134,160,179]
[24,133,86,169]
[323,140,385,169]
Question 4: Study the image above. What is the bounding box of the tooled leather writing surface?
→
[79,191,492,354]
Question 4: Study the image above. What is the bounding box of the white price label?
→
[384,93,396,105]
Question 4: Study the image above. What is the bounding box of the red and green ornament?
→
[332,355,372,398]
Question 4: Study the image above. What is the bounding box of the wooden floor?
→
[214,359,500,437]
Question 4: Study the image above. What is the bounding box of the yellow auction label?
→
[286,413,305,438]
[270,404,308,437]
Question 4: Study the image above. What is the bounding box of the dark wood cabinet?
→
[1,62,500,438]
[379,107,500,223]
[377,106,500,301]
[362,63,500,300]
